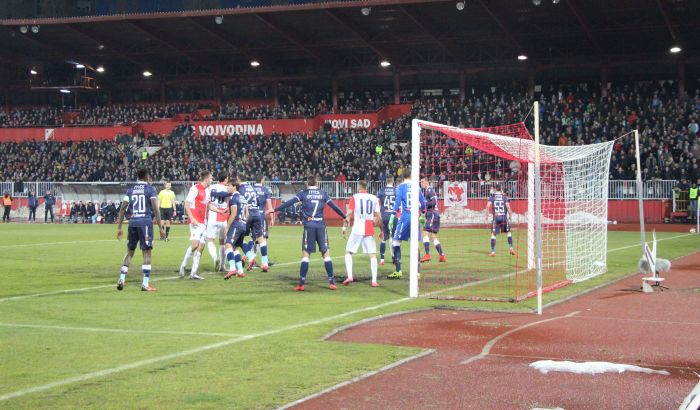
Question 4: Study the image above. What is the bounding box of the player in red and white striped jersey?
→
[342,180,383,287]
[179,170,213,280]
[206,172,231,272]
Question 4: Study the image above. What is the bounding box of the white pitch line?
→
[0,236,184,249]
[606,233,694,253]
[461,311,580,365]
[277,348,436,410]
[0,255,349,303]
[0,323,245,338]
[0,296,411,402]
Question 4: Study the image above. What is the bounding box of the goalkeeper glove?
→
[389,214,396,230]
[419,214,426,225]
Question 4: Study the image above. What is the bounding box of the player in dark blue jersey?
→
[250,174,274,271]
[420,177,446,263]
[388,168,426,279]
[377,175,397,266]
[486,184,515,256]
[238,175,264,269]
[269,175,348,291]
[223,177,250,280]
[116,168,165,292]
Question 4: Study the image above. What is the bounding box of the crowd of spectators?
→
[0,92,390,127]
[0,80,698,190]
[67,103,203,125]
[0,106,63,127]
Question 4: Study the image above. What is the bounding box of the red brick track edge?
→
[290,251,700,410]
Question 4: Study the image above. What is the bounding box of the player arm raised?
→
[209,190,230,214]
[325,197,348,223]
[269,195,300,214]
[116,196,129,240]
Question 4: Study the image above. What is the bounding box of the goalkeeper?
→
[388,168,425,279]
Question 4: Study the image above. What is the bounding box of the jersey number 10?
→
[358,199,374,217]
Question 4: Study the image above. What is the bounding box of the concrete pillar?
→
[393,71,400,105]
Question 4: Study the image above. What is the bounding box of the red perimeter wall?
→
[319,200,668,224]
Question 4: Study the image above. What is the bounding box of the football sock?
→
[370,257,378,283]
[142,265,151,286]
[165,226,170,238]
[207,242,218,264]
[507,234,513,248]
[260,241,268,265]
[379,241,386,259]
[434,239,444,256]
[491,236,496,253]
[191,250,201,275]
[423,236,430,255]
[393,245,402,271]
[119,265,128,282]
[226,249,235,270]
[299,257,309,285]
[324,256,335,285]
[344,253,353,280]
[245,240,255,260]
[180,246,193,269]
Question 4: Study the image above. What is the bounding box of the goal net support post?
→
[410,113,614,303]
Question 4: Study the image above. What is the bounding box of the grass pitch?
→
[0,223,698,408]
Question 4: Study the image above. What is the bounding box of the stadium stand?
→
[0,81,698,185]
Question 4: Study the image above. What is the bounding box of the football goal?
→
[408,103,615,310]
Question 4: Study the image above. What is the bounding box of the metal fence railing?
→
[0,180,682,201]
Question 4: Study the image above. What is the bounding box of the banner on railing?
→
[0,104,413,141]
[443,181,469,206]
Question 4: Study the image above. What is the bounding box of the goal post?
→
[409,112,614,303]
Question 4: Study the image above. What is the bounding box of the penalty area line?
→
[0,296,411,402]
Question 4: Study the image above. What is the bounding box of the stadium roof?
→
[0,0,698,87]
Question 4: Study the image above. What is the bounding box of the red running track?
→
[291,252,700,410]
